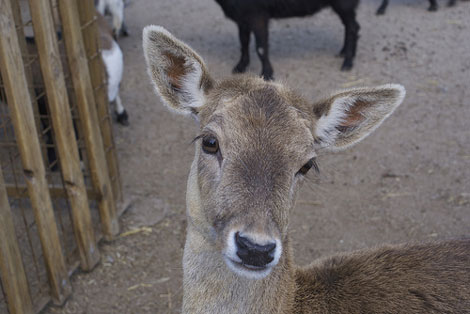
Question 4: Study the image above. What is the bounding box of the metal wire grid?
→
[50,0,122,206]
[0,0,105,310]
[15,0,78,265]
[80,11,123,203]
[50,0,107,237]
[0,84,50,312]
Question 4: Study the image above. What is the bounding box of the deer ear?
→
[312,84,405,151]
[142,25,214,116]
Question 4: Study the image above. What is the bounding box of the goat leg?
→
[376,0,388,15]
[336,9,360,71]
[120,22,130,37]
[428,0,438,11]
[233,23,251,74]
[252,16,273,80]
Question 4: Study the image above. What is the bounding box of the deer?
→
[142,25,470,314]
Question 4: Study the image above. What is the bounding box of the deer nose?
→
[235,232,276,267]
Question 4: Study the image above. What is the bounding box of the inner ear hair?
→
[312,84,405,150]
[143,25,215,115]
[163,52,188,91]
[340,99,368,128]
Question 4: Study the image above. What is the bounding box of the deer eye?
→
[202,136,219,154]
[297,158,319,176]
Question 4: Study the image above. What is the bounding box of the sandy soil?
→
[42,0,469,313]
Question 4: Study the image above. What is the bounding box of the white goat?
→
[96,0,129,39]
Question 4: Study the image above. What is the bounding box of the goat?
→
[142,26,470,314]
[212,0,360,80]
[19,11,128,172]
[97,12,129,125]
[96,0,129,39]
[377,0,457,14]
[25,12,129,127]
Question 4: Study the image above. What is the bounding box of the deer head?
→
[143,25,405,280]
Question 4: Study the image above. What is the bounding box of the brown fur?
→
[142,26,470,314]
[97,12,114,51]
[295,240,470,313]
[162,52,187,89]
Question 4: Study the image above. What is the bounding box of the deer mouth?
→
[230,258,268,270]
[224,256,274,279]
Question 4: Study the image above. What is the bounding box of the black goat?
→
[214,0,360,80]
[376,0,457,14]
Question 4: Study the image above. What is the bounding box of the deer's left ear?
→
[312,84,405,151]
[142,25,214,117]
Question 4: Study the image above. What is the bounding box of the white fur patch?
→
[142,25,207,116]
[179,59,205,109]
[115,95,125,114]
[315,84,406,150]
[223,230,282,280]
[101,40,123,102]
[96,0,124,28]
[225,230,242,263]
[315,96,352,146]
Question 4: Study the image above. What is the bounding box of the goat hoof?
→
[233,63,248,74]
[116,110,129,126]
[341,62,353,71]
[447,0,456,6]
[428,5,438,11]
[121,26,130,37]
[261,73,274,81]
[376,8,386,15]
[261,68,274,81]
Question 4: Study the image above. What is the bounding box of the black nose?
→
[235,232,276,267]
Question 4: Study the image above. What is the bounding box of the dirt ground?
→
[43,0,469,313]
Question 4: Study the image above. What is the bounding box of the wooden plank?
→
[0,0,71,305]
[58,0,119,240]
[9,0,50,164]
[0,167,34,314]
[31,228,105,314]
[77,0,123,204]
[28,0,100,272]
[6,184,100,200]
[31,253,81,314]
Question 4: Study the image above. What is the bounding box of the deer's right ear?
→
[142,25,214,116]
[311,84,405,151]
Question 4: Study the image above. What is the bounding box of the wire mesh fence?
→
[0,0,122,312]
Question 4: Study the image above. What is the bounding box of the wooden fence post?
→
[0,166,34,314]
[27,0,101,271]
[77,0,123,204]
[55,0,119,240]
[0,0,71,304]
[9,0,45,148]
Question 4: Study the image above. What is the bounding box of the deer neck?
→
[182,159,296,314]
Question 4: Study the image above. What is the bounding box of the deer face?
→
[193,81,318,278]
[143,26,405,279]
